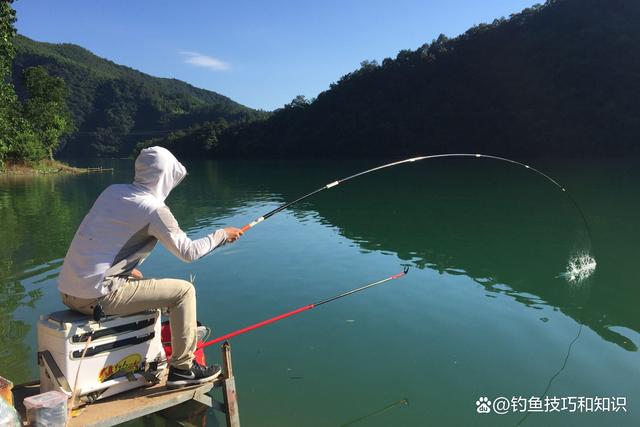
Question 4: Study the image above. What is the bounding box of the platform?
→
[12,342,240,427]
[14,377,217,427]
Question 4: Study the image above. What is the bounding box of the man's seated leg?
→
[97,278,221,387]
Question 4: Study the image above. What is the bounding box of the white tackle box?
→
[37,309,166,404]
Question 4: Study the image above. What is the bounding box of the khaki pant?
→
[61,278,196,370]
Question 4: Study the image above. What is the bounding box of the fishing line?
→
[515,323,583,427]
[239,153,596,282]
[340,398,409,426]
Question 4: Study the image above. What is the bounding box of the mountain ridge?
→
[206,0,640,158]
[12,34,267,157]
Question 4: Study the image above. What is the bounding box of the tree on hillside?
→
[136,118,229,156]
[22,66,74,160]
[0,0,18,165]
[1,1,74,165]
[285,95,310,109]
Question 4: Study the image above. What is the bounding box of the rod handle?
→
[240,216,264,233]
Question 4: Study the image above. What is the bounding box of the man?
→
[58,146,243,388]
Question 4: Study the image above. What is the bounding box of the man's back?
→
[58,182,163,299]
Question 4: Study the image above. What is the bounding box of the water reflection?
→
[1,158,637,348]
[0,175,82,382]
[0,274,36,382]
[0,158,637,425]
[292,159,637,353]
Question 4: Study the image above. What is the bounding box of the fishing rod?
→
[198,267,409,349]
[240,153,592,241]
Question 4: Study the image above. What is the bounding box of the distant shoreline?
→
[1,160,88,176]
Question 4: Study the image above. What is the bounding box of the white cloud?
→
[180,51,230,71]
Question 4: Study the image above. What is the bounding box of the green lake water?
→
[0,157,638,426]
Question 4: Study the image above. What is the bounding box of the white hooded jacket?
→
[58,146,227,299]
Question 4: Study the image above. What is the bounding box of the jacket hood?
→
[133,147,187,201]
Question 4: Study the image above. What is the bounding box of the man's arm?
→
[149,206,242,263]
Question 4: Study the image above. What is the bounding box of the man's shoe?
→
[166,362,222,389]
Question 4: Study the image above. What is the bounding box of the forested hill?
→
[12,35,266,157]
[211,0,640,158]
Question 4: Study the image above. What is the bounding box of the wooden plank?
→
[221,342,241,427]
[14,377,222,427]
[222,377,240,427]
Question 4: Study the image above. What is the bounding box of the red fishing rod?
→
[198,267,409,349]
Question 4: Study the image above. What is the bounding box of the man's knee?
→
[175,279,195,301]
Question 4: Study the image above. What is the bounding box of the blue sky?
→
[14,0,539,111]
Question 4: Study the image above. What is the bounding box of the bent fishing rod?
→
[198,267,409,349]
[240,153,592,241]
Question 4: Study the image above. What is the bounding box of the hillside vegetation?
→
[1,1,74,169]
[12,35,267,157]
[155,0,640,158]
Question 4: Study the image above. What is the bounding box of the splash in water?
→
[561,253,597,284]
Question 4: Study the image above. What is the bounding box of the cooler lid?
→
[48,309,91,323]
[48,309,159,324]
